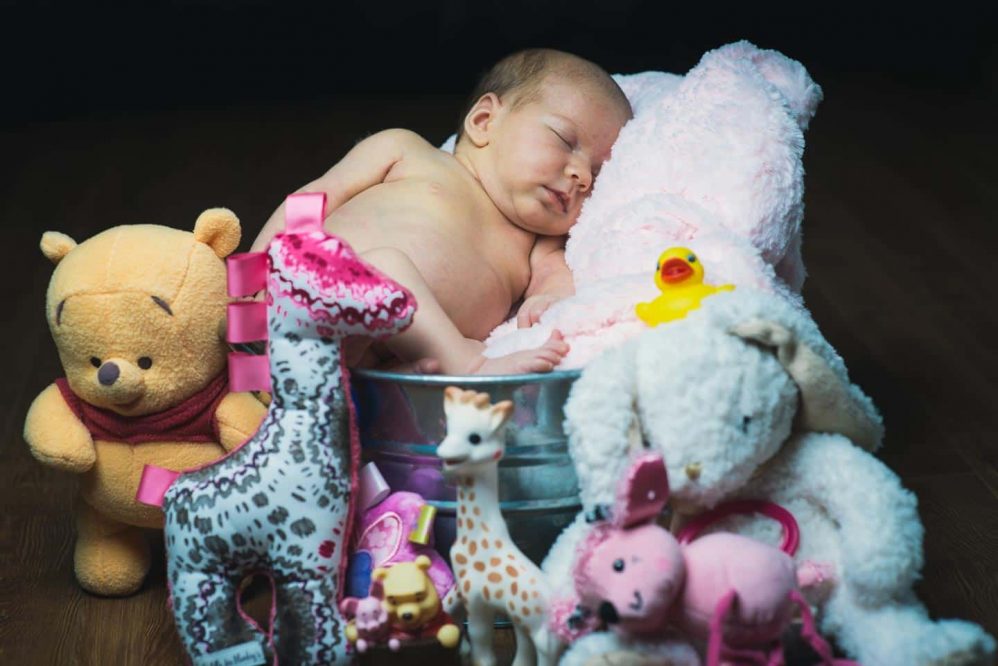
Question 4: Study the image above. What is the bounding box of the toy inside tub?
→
[351,368,582,567]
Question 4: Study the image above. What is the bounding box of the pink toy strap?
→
[229,351,272,393]
[284,192,326,234]
[790,589,860,666]
[136,464,181,507]
[227,302,268,344]
[227,252,268,298]
[677,499,800,556]
[706,588,738,666]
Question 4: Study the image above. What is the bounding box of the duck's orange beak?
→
[660,258,693,284]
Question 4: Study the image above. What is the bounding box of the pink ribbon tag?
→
[229,351,272,392]
[284,192,326,234]
[227,253,268,298]
[136,464,180,507]
[227,302,268,343]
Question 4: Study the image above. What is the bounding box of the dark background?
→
[2,2,997,664]
[2,0,995,125]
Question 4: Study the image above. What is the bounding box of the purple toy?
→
[349,462,454,601]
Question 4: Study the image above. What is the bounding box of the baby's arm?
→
[251,128,418,251]
[517,235,575,328]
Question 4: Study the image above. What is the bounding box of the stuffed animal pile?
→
[543,287,996,665]
[473,40,823,367]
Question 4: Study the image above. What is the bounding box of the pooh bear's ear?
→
[40,232,77,265]
[193,207,241,258]
[415,555,432,572]
[372,567,389,582]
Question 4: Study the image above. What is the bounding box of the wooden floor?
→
[1,76,995,664]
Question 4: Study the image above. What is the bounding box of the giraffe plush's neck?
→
[457,464,509,541]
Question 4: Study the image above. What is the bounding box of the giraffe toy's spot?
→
[473,506,481,516]
[495,588,504,599]
[474,561,486,572]
[506,565,519,577]
[468,541,477,556]
[490,557,501,567]
[481,538,489,549]
[454,553,468,565]
[483,586,491,601]
[488,572,502,583]
[511,582,518,596]
[523,606,531,616]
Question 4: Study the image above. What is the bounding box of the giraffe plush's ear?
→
[489,400,513,432]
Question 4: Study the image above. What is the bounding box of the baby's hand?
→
[517,294,561,328]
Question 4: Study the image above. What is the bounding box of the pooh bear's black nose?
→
[98,362,120,386]
[401,612,413,622]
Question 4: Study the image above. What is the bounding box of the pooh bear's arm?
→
[23,383,96,472]
[214,392,268,452]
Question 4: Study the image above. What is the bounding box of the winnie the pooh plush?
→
[23,209,267,596]
[373,555,461,649]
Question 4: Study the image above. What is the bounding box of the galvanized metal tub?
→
[351,368,582,567]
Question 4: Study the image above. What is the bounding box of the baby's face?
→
[486,76,629,235]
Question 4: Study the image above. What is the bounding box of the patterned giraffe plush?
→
[155,193,416,666]
[437,387,561,666]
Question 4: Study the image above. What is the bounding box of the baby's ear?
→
[463,93,500,148]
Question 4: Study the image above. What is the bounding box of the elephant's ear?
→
[730,319,884,451]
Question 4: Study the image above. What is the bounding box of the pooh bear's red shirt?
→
[55,372,229,444]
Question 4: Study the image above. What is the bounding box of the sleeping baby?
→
[252,48,632,374]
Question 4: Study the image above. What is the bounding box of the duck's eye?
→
[90,357,101,368]
[687,254,697,263]
[613,558,625,572]
[138,357,153,370]
[468,433,482,444]
[656,262,660,270]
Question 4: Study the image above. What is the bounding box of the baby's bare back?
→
[326,141,534,340]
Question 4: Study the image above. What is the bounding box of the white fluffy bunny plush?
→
[543,288,995,666]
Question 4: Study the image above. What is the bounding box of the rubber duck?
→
[635,247,734,326]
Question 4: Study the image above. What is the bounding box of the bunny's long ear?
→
[731,319,884,451]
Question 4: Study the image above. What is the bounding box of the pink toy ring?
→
[676,499,800,555]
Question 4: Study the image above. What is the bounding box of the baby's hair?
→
[455,48,631,143]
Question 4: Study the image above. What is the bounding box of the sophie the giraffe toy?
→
[151,193,416,665]
[437,387,561,666]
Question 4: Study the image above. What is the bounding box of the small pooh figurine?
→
[373,555,462,649]
[23,210,267,596]
[635,247,734,326]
